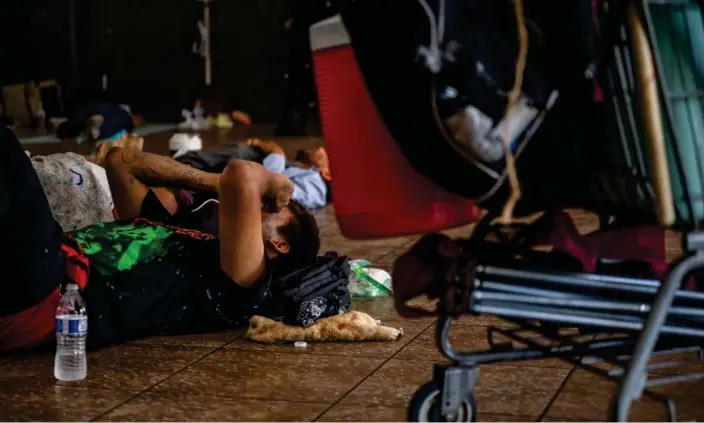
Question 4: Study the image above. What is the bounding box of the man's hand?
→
[263,172,294,213]
[246,138,285,155]
[231,110,252,126]
[219,159,293,212]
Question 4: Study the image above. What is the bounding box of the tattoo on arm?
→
[120,150,219,192]
[121,148,139,163]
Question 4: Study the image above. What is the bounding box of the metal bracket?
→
[444,258,475,318]
[434,365,479,419]
[685,231,704,252]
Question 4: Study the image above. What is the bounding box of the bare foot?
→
[124,133,144,153]
[231,110,252,126]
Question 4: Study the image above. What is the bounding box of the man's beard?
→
[261,214,279,240]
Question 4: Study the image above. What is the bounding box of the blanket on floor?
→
[246,311,403,343]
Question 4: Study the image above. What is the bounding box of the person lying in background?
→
[100,139,329,237]
[55,101,145,166]
[0,125,320,352]
[176,139,331,210]
[56,102,141,142]
[103,139,327,237]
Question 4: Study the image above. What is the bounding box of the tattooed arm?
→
[104,147,220,220]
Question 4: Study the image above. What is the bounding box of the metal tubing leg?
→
[615,252,704,422]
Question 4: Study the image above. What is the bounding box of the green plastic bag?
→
[348,260,394,298]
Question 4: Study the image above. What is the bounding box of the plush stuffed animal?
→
[246,311,404,344]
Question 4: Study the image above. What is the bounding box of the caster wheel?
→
[408,381,477,422]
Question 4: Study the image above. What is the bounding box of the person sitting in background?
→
[0,125,320,352]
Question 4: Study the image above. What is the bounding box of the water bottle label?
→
[56,317,88,335]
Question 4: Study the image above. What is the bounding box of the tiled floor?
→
[3,129,702,421]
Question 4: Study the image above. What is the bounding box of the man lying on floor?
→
[0,126,320,352]
[26,137,328,236]
[56,101,146,167]
[56,101,141,143]
[99,139,332,236]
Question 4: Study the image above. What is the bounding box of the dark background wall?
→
[1,0,290,123]
[0,0,72,85]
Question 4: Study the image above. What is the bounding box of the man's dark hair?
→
[275,199,321,275]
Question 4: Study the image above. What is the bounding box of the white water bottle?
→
[54,284,88,381]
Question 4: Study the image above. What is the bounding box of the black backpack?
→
[264,255,352,327]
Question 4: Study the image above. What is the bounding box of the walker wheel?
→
[407,381,477,422]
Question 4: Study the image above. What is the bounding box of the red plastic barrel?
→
[310,16,482,239]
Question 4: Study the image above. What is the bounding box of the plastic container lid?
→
[309,15,350,52]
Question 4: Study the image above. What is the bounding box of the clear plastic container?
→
[54,284,88,382]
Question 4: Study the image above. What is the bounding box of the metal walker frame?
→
[408,1,704,419]
[408,212,704,422]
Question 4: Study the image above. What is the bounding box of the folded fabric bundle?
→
[546,212,699,290]
[246,311,404,344]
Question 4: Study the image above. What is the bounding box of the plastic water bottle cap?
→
[294,341,308,348]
